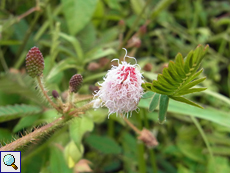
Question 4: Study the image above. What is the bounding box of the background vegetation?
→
[0,0,230,172]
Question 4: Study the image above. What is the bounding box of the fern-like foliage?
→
[0,104,42,123]
[142,45,209,123]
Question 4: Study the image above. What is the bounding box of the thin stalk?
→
[124,118,141,134]
[143,110,158,173]
[68,102,94,116]
[0,48,8,72]
[121,0,152,48]
[0,117,65,151]
[36,76,62,112]
[136,113,146,173]
[16,12,41,59]
[108,119,114,137]
[190,116,216,171]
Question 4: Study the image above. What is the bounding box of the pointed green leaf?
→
[157,74,178,89]
[175,53,184,67]
[151,86,173,95]
[169,96,203,109]
[184,50,193,73]
[152,80,174,92]
[141,82,152,91]
[175,87,207,96]
[158,95,169,124]
[162,68,180,86]
[193,44,204,65]
[179,77,206,91]
[168,61,181,78]
[167,69,183,83]
[189,68,204,81]
[149,93,160,112]
[142,91,155,99]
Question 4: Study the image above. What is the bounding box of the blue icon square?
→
[0,151,21,173]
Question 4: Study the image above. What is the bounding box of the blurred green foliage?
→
[0,0,230,172]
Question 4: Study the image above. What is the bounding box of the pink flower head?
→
[94,48,144,118]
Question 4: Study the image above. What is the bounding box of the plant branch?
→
[124,118,141,134]
[16,12,41,59]
[36,76,62,112]
[68,102,94,116]
[0,117,65,151]
[121,0,151,48]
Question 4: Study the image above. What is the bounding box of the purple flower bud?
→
[26,47,44,78]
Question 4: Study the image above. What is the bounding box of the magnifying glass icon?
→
[3,154,18,170]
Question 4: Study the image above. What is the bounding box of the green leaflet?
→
[158,95,169,124]
[144,44,209,110]
[0,104,42,123]
[149,93,160,112]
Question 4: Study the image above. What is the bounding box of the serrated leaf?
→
[149,93,160,112]
[169,96,203,109]
[69,116,94,149]
[85,135,121,154]
[158,95,169,123]
[61,0,98,35]
[0,104,42,123]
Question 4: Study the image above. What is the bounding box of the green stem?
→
[15,12,41,59]
[190,116,216,171]
[143,110,158,173]
[0,47,8,72]
[137,112,146,173]
[108,119,114,137]
[68,102,94,116]
[121,0,151,48]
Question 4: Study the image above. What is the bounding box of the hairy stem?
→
[36,76,62,112]
[0,117,65,151]
[68,102,94,116]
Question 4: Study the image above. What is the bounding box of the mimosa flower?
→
[94,49,144,118]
